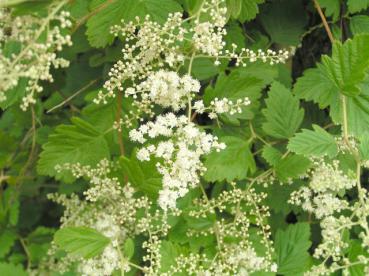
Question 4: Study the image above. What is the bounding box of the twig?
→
[47,79,98,113]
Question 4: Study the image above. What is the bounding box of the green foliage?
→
[259,0,307,46]
[275,154,311,182]
[0,263,27,276]
[275,223,312,274]
[54,227,110,259]
[2,0,369,275]
[120,152,162,199]
[204,136,255,182]
[262,81,304,139]
[288,124,338,157]
[294,34,369,135]
[37,117,110,182]
[86,0,182,48]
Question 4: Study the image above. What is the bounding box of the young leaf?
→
[204,136,256,182]
[37,117,110,182]
[288,124,338,158]
[54,227,110,259]
[275,223,312,274]
[262,81,304,139]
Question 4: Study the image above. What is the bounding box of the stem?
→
[187,52,196,122]
[47,79,99,113]
[312,0,335,43]
[116,90,125,156]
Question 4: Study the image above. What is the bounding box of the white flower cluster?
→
[95,0,289,107]
[47,160,157,275]
[290,159,355,218]
[130,113,225,210]
[126,70,200,111]
[194,97,251,119]
[309,159,355,193]
[289,158,369,275]
[0,2,72,110]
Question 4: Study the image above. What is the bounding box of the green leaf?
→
[204,136,256,182]
[347,0,369,13]
[120,152,162,199]
[226,0,242,19]
[261,145,282,166]
[350,15,369,35]
[359,135,369,160]
[0,263,27,276]
[37,117,110,182]
[204,70,267,121]
[259,0,306,46]
[0,230,17,258]
[288,124,338,158]
[123,238,135,259]
[237,0,264,22]
[275,154,311,182]
[294,34,369,135]
[275,223,312,275]
[318,0,340,21]
[262,81,304,139]
[54,227,110,259]
[86,0,182,48]
[347,239,369,275]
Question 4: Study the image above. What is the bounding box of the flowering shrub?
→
[1,0,369,275]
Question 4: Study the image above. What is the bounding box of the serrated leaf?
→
[86,0,182,48]
[261,145,282,166]
[262,81,304,139]
[259,0,306,46]
[204,136,256,182]
[54,227,110,259]
[275,154,311,182]
[294,35,369,135]
[0,231,17,258]
[120,152,162,199]
[350,15,369,35]
[347,0,369,13]
[318,0,340,21]
[288,124,338,158]
[37,117,110,182]
[275,223,312,275]
[204,70,266,121]
[0,263,27,276]
[238,0,265,22]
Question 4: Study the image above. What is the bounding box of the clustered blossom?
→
[130,113,225,210]
[46,160,172,275]
[289,157,369,275]
[194,97,251,119]
[95,0,289,107]
[0,2,72,110]
[125,70,200,111]
[161,186,277,275]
